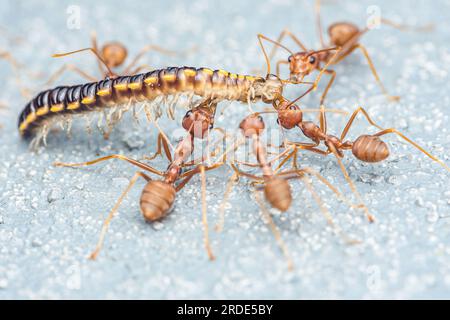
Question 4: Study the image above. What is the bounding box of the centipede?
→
[18,66,288,146]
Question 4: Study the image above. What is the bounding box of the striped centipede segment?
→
[18,66,284,145]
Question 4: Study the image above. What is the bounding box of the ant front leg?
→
[144,133,173,162]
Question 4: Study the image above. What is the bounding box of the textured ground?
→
[0,0,449,299]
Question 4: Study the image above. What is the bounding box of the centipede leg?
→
[89,171,151,260]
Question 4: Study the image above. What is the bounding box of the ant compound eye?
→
[276,118,280,125]
[309,56,316,64]
[290,105,297,110]
[257,115,263,122]
[184,110,193,118]
[209,123,214,129]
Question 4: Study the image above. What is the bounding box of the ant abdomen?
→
[328,22,360,47]
[140,180,176,221]
[264,177,292,212]
[352,135,390,163]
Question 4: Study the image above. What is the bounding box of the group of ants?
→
[1,2,447,269]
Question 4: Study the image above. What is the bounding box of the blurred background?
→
[0,0,449,299]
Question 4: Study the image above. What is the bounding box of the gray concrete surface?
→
[0,0,449,299]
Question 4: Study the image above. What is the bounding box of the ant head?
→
[101,42,128,68]
[276,100,303,129]
[287,51,320,81]
[328,22,360,47]
[239,114,265,138]
[182,108,212,139]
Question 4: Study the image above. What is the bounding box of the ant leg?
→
[90,31,106,75]
[380,18,434,32]
[285,171,360,244]
[0,49,21,71]
[143,133,173,162]
[126,64,153,75]
[314,0,326,47]
[268,28,308,61]
[276,60,289,78]
[319,103,328,133]
[339,107,450,171]
[53,154,164,176]
[216,171,239,232]
[327,143,375,222]
[44,64,97,86]
[335,44,399,102]
[374,128,450,172]
[176,164,221,260]
[123,44,177,75]
[253,190,294,271]
[89,171,151,260]
[144,105,176,153]
[339,106,384,141]
[200,165,215,260]
[278,167,363,212]
[52,47,115,77]
[257,33,295,75]
[319,69,336,106]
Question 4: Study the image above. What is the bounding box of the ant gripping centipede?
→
[18,61,328,149]
[257,0,433,105]
[54,103,226,260]
[44,32,180,86]
[269,97,450,222]
[213,113,362,270]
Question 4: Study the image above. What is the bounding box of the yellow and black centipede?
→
[18,66,284,138]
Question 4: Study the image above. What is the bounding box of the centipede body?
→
[18,66,283,139]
